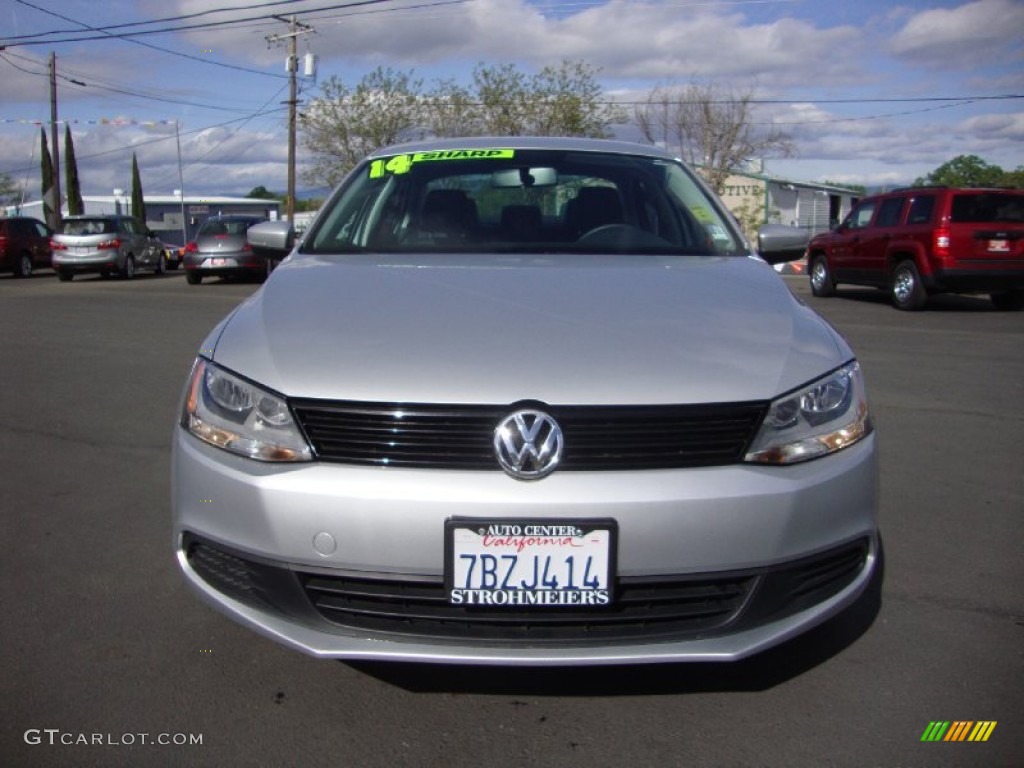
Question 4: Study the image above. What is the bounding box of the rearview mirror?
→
[757,224,809,265]
[491,167,558,188]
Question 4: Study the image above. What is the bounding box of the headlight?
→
[745,362,872,465]
[180,358,312,462]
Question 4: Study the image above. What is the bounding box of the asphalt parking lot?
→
[1,268,1021,767]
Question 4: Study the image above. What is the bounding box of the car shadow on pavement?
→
[826,288,997,312]
[346,543,885,696]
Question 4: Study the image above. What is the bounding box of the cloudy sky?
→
[1,0,1022,202]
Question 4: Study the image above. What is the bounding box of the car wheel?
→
[155,252,166,276]
[891,260,927,310]
[186,271,202,285]
[809,255,835,297]
[990,289,1024,311]
[57,269,73,282]
[167,259,180,271]
[122,255,136,280]
[14,253,33,278]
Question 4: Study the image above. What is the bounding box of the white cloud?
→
[888,0,1024,69]
[174,0,867,88]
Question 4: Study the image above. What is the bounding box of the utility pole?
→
[267,16,314,225]
[49,52,62,230]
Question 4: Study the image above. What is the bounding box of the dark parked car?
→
[183,216,269,284]
[0,216,53,278]
[51,215,167,281]
[807,186,1024,310]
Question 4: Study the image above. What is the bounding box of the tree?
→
[1001,166,1024,188]
[914,155,1008,187]
[822,180,867,196]
[64,124,84,216]
[301,67,425,188]
[0,172,22,207]
[427,61,624,139]
[301,61,626,187]
[246,185,278,200]
[529,60,624,138]
[633,83,793,195]
[40,128,57,229]
[130,153,145,223]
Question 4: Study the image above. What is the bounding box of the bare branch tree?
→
[301,67,425,188]
[634,83,793,194]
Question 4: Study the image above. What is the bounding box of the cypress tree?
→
[64,124,84,216]
[40,128,56,228]
[130,153,145,223]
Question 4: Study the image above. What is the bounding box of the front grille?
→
[290,400,768,471]
[184,534,870,646]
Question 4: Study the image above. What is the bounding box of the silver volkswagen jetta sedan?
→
[172,137,878,665]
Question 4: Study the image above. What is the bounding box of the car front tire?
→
[809,254,835,297]
[186,271,202,285]
[122,255,136,280]
[891,260,927,310]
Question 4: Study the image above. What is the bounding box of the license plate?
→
[445,519,616,607]
[988,239,1009,252]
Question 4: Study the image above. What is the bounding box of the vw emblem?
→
[494,409,564,480]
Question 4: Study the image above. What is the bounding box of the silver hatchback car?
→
[172,137,878,665]
[52,215,166,280]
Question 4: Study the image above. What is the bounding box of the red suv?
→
[0,216,53,278]
[807,187,1024,310]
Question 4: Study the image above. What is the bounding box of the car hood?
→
[208,254,849,405]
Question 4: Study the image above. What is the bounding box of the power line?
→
[4,0,316,41]
[0,50,271,112]
[0,107,289,177]
[6,0,288,80]
[1,0,408,46]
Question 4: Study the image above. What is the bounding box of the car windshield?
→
[61,218,116,235]
[302,148,745,257]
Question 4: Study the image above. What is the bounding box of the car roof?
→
[366,136,679,162]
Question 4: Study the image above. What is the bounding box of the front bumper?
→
[172,428,879,665]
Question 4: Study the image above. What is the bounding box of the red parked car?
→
[806,186,1024,310]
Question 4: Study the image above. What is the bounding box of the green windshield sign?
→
[369,149,516,178]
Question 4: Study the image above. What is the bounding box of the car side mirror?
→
[756,224,809,265]
[248,221,295,258]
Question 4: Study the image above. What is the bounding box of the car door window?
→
[847,202,876,230]
[906,196,936,225]
[875,197,905,228]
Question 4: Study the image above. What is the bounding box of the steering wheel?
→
[575,223,672,248]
